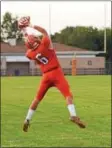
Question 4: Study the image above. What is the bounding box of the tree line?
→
[1,12,111,55]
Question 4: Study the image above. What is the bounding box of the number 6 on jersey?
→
[36,53,48,64]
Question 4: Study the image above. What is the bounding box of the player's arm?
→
[33,25,48,36]
[33,25,53,49]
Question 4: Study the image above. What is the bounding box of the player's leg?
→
[23,76,51,132]
[55,74,86,128]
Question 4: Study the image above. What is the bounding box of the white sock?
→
[26,109,35,120]
[67,104,77,116]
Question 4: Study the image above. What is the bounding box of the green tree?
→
[52,26,111,53]
[1,12,22,42]
[106,28,112,53]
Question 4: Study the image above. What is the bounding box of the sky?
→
[1,1,111,35]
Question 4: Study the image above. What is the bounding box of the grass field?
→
[1,75,111,147]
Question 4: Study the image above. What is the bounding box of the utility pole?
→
[104,2,107,53]
[49,4,51,36]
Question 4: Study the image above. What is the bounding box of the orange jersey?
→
[26,36,60,73]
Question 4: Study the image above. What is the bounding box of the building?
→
[1,42,105,76]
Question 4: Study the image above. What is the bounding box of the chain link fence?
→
[1,64,111,76]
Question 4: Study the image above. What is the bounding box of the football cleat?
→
[23,119,30,132]
[70,116,86,128]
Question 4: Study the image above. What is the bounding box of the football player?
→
[18,16,86,132]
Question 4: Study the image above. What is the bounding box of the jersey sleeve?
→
[25,49,37,60]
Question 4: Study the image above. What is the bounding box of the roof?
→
[1,42,87,54]
[1,42,27,53]
[53,43,87,51]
